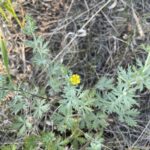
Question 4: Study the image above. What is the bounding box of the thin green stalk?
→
[0,34,11,83]
[0,0,22,27]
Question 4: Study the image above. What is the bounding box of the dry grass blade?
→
[51,0,113,63]
[132,6,145,39]
[131,120,150,149]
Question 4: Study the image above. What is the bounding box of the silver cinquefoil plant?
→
[1,15,150,149]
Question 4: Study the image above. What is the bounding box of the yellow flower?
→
[69,74,81,85]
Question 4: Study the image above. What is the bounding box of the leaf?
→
[0,35,11,82]
[13,116,32,136]
[0,7,7,20]
[18,124,26,135]
[48,77,63,92]
[9,94,28,114]
[87,137,103,150]
[95,76,114,90]
[33,99,50,119]
[144,78,150,89]
[22,15,37,35]
[141,44,150,52]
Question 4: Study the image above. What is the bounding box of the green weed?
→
[1,15,150,149]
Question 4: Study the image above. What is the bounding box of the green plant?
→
[2,15,150,149]
[24,132,66,150]
[22,15,37,36]
[8,84,50,136]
